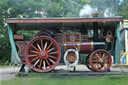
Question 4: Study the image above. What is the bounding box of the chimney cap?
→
[92,13,98,17]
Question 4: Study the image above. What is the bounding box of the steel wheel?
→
[90,49,112,72]
[26,36,61,72]
[86,55,96,71]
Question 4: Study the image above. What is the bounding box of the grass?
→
[0,65,20,68]
[112,65,128,68]
[1,73,128,85]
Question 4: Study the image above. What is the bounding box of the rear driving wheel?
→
[25,36,61,72]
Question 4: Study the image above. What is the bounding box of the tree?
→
[0,0,90,64]
[118,0,128,19]
[90,0,120,17]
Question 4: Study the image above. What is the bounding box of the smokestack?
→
[92,13,98,39]
[92,13,98,17]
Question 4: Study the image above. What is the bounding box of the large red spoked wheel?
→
[25,36,61,72]
[90,49,112,72]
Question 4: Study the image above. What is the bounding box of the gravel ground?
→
[0,67,20,80]
[0,65,128,81]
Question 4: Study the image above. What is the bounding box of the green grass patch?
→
[0,65,20,68]
[1,73,128,85]
[112,65,128,68]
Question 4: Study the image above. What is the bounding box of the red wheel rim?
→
[86,56,96,71]
[90,50,112,72]
[25,36,61,72]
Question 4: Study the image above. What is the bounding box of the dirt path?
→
[0,65,128,80]
[0,67,20,80]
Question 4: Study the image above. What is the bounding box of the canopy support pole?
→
[8,24,21,64]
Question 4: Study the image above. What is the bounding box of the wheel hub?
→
[67,56,76,62]
[39,50,48,59]
[41,52,46,56]
[99,58,103,63]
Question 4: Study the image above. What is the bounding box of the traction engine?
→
[6,15,122,73]
[24,22,113,72]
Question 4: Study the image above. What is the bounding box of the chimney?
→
[92,13,98,39]
[92,13,98,18]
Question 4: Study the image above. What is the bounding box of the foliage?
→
[117,0,128,19]
[90,0,120,17]
[44,0,90,17]
[0,0,127,64]
[0,0,90,64]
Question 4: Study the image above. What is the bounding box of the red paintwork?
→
[54,33,64,45]
[65,33,81,43]
[80,42,93,52]
[15,41,29,64]
[6,18,123,23]
[64,42,92,53]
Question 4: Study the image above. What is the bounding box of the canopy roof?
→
[6,17,123,30]
[6,17,123,23]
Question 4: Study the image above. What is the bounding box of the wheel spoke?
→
[94,63,98,68]
[94,64,101,69]
[97,64,100,69]
[31,57,39,62]
[47,48,55,52]
[102,53,105,58]
[103,56,108,59]
[99,52,101,58]
[44,42,47,50]
[30,50,38,54]
[37,43,41,50]
[31,45,39,51]
[48,58,55,64]
[39,58,42,68]
[95,53,100,59]
[28,54,38,57]
[93,60,99,63]
[93,56,99,59]
[104,60,109,61]
[46,59,51,67]
[41,40,43,50]
[49,51,58,55]
[34,59,40,66]
[104,60,110,63]
[46,42,53,51]
[43,60,46,69]
[48,55,57,59]
[103,64,107,68]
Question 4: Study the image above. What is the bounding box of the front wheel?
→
[90,49,112,72]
